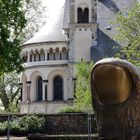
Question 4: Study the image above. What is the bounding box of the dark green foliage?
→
[0,115,45,136]
[0,0,27,74]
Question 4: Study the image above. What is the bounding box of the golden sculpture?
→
[91,58,140,140]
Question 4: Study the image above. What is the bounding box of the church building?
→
[20,0,136,114]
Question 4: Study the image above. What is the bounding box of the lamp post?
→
[7,114,11,140]
[26,100,29,114]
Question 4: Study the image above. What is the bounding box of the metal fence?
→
[0,113,98,140]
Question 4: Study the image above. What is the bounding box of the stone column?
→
[45,50,48,61]
[27,52,30,62]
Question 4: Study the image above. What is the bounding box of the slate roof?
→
[91,0,137,62]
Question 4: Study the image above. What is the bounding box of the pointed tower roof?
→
[24,0,67,46]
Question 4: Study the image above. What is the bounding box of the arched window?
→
[40,50,45,61]
[49,48,54,60]
[23,55,27,63]
[77,7,89,23]
[53,76,63,101]
[77,8,83,23]
[30,54,32,62]
[83,8,89,23]
[55,48,60,60]
[36,52,40,61]
[61,47,68,60]
[30,50,33,62]
[33,54,36,62]
[36,76,43,101]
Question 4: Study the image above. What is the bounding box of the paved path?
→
[0,137,27,140]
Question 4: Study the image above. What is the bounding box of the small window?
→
[83,8,89,23]
[23,55,27,62]
[61,47,68,60]
[30,54,32,62]
[77,8,83,23]
[55,48,60,60]
[49,48,54,60]
[34,54,36,62]
[77,7,89,23]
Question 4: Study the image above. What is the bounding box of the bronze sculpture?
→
[91,58,140,140]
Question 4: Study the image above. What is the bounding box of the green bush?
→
[19,115,45,134]
[0,122,7,135]
[59,106,82,113]
[0,115,45,136]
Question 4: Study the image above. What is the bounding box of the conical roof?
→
[24,0,67,45]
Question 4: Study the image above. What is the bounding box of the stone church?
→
[20,0,136,114]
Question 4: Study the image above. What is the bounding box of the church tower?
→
[63,0,98,99]
[64,0,97,62]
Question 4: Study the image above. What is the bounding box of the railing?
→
[23,60,68,68]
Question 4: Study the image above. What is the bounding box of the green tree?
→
[0,0,27,74]
[0,72,20,112]
[74,61,94,112]
[59,61,94,113]
[0,0,46,112]
[0,0,46,75]
[114,2,140,66]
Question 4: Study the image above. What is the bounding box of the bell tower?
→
[67,0,97,62]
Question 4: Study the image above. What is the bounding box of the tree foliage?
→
[0,0,46,112]
[0,0,46,75]
[0,72,21,112]
[114,2,140,66]
[74,61,94,112]
[59,61,94,113]
[0,0,27,74]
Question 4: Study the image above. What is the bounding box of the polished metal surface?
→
[91,58,140,140]
[92,64,132,105]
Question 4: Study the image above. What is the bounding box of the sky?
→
[34,0,65,35]
[41,0,65,19]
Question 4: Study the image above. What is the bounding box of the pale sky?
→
[41,0,65,18]
[37,0,65,35]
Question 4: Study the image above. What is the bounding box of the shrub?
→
[59,106,82,113]
[0,122,7,135]
[0,115,45,136]
[19,115,45,134]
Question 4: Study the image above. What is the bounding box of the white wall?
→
[20,102,72,114]
[74,27,92,62]
[21,66,72,102]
